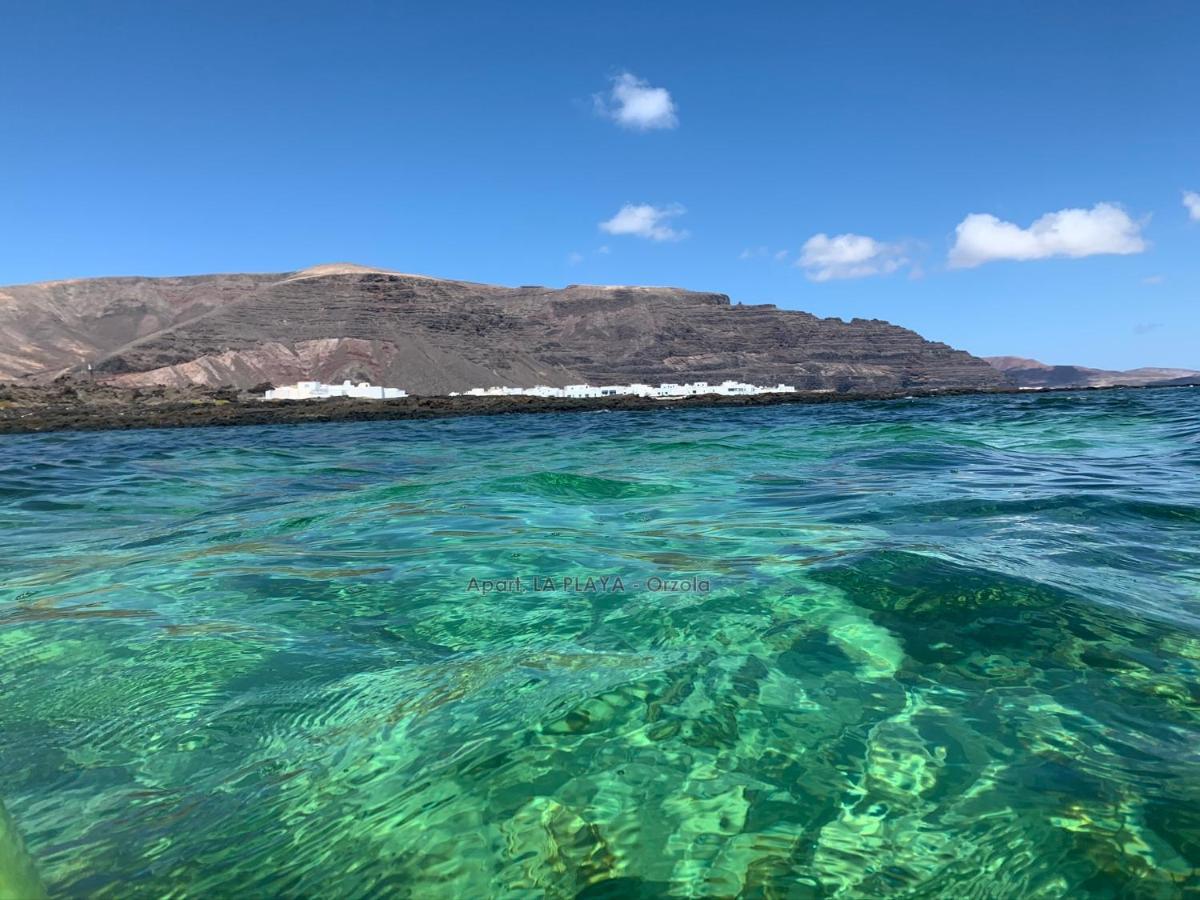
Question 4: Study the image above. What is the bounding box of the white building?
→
[455,380,797,400]
[263,380,407,401]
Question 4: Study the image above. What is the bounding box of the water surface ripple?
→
[2,389,1199,897]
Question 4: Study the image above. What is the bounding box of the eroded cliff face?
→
[0,264,1004,393]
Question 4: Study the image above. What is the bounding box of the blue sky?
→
[2,1,1197,370]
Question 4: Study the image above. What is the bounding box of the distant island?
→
[2,263,1196,434]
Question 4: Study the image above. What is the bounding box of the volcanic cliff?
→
[0,263,1004,394]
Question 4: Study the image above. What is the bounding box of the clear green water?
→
[2,389,1199,898]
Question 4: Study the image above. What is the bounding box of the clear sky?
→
[3,1,1197,370]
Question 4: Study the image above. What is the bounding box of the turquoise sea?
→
[2,389,1199,898]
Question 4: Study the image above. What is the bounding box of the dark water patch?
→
[810,550,1072,622]
[0,604,157,625]
[853,446,979,472]
[274,513,327,532]
[860,494,1200,526]
[353,481,430,503]
[490,471,679,501]
[14,498,89,512]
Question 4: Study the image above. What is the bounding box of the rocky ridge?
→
[985,356,1200,389]
[0,263,1005,393]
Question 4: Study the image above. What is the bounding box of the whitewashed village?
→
[264,381,408,400]
[263,379,797,401]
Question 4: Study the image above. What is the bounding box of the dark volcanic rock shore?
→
[0,379,1019,435]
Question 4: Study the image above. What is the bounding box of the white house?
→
[451,380,797,400]
[263,380,407,401]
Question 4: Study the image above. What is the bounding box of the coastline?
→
[1,380,1195,436]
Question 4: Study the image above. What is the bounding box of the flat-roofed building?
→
[263,380,407,400]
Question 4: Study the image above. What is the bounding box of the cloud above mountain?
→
[797,233,907,281]
[599,203,688,241]
[1184,191,1200,221]
[948,203,1146,268]
[595,72,678,130]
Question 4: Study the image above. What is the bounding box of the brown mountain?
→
[0,262,1004,394]
[985,356,1200,389]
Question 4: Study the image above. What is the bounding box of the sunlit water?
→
[2,389,1199,897]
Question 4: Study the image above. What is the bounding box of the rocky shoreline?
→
[0,379,1023,435]
[4,379,1189,436]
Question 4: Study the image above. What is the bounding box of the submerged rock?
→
[0,799,45,900]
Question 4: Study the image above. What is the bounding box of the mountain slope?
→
[0,264,1005,393]
[985,356,1200,389]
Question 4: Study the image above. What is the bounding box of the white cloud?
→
[948,202,1146,268]
[597,245,611,255]
[595,72,678,130]
[774,249,789,261]
[1184,191,1200,221]
[599,203,688,241]
[797,233,907,282]
[567,251,584,265]
[1143,274,1165,285]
